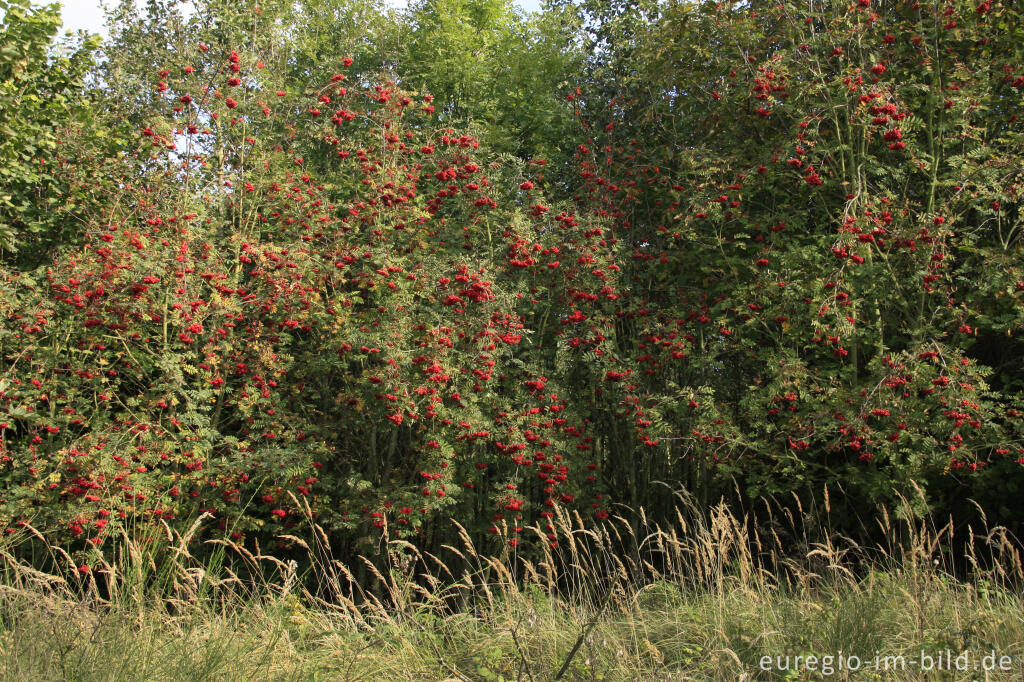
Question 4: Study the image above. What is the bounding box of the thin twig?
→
[509,619,536,682]
[553,585,613,680]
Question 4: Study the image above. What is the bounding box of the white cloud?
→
[44,0,195,37]
[50,0,542,37]
[57,1,108,35]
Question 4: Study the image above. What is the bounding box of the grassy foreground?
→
[1,498,1022,681]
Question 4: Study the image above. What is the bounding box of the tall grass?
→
[1,489,1022,680]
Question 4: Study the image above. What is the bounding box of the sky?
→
[52,0,543,36]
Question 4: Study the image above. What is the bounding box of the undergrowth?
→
[1,490,1021,681]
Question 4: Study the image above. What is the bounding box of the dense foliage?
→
[0,0,99,266]
[1,0,1021,573]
